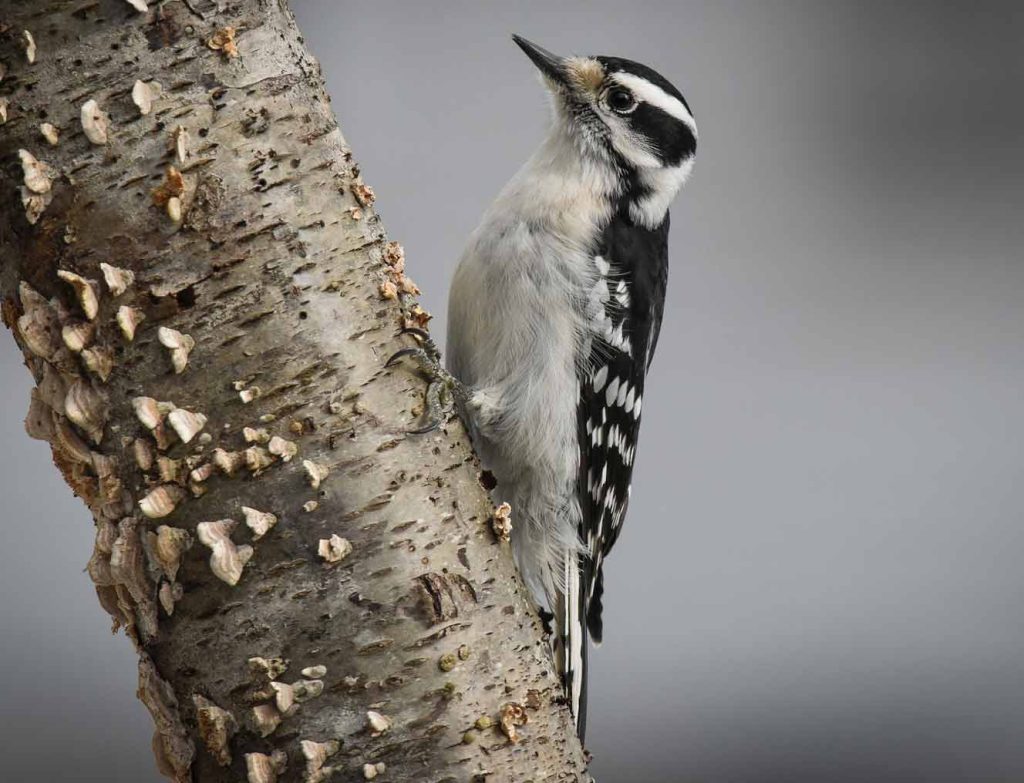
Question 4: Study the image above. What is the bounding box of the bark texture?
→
[0,2,588,781]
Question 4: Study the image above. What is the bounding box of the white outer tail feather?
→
[561,550,587,736]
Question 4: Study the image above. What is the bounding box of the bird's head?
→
[513,35,697,225]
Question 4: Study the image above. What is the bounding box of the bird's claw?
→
[385,346,424,368]
[386,331,465,434]
[397,326,441,361]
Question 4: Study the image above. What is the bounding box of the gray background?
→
[2,1,1023,780]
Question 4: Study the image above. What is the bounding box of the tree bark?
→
[0,2,588,781]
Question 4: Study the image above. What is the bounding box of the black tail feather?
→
[586,565,605,644]
[577,573,589,742]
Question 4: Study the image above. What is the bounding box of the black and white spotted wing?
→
[576,209,670,644]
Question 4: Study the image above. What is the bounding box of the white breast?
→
[445,122,617,603]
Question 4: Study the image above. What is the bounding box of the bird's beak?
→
[512,34,568,87]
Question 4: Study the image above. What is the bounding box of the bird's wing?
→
[576,211,669,644]
[559,211,669,736]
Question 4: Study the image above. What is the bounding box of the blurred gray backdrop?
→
[2,1,1023,780]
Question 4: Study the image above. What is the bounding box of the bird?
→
[388,35,697,739]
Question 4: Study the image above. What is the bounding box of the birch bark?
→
[0,1,588,780]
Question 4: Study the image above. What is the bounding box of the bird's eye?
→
[606,88,636,113]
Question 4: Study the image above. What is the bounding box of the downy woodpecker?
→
[390,36,697,738]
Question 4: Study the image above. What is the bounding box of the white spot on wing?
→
[605,377,620,407]
[609,323,622,348]
[616,280,630,307]
[624,387,636,414]
[616,381,629,406]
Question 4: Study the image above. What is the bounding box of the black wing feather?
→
[577,209,669,643]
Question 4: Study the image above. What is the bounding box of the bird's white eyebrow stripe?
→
[611,72,697,135]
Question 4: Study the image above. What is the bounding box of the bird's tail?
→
[557,550,589,740]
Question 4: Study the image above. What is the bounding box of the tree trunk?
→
[0,1,588,780]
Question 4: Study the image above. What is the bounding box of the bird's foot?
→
[394,327,440,362]
[386,328,467,434]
